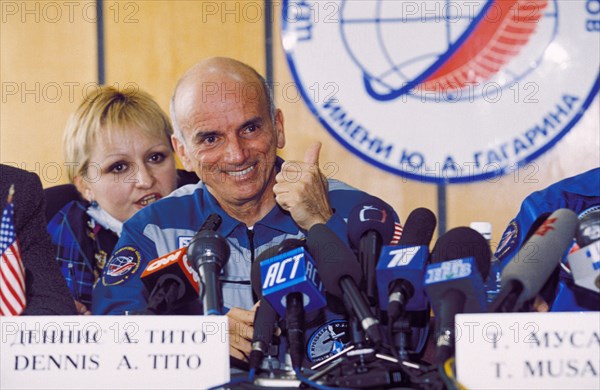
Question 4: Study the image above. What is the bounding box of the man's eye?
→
[243,124,258,134]
[203,135,217,144]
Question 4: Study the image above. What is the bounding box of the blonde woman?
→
[47,86,185,314]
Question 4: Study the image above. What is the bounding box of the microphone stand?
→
[308,290,424,388]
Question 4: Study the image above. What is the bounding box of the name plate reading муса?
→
[456,312,599,390]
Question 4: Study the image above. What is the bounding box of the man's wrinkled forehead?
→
[201,79,265,105]
[177,61,266,100]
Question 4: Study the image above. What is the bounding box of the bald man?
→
[93,58,399,364]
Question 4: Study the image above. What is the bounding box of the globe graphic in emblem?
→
[340,0,558,101]
[108,255,135,276]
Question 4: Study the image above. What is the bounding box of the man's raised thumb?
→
[304,141,321,165]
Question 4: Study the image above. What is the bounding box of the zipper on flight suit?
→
[247,226,257,303]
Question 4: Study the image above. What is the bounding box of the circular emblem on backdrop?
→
[102,246,141,286]
[282,0,600,183]
[307,319,350,363]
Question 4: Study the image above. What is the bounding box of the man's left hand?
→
[274,141,333,230]
[226,303,258,362]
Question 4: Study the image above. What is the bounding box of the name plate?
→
[456,312,600,390]
[1,316,230,389]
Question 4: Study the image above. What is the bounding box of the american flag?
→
[391,222,403,245]
[0,185,26,316]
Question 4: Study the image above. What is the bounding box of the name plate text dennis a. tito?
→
[1,315,230,389]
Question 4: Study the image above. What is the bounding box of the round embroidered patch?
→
[495,219,520,262]
[102,246,141,286]
[307,319,350,363]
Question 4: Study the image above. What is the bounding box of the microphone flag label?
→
[568,240,600,293]
[425,258,475,283]
[425,257,488,313]
[260,247,326,317]
[140,248,201,295]
[376,245,428,311]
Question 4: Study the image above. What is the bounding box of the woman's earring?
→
[86,190,98,208]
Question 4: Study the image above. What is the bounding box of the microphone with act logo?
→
[186,229,230,315]
[424,227,491,365]
[306,224,384,346]
[140,247,200,314]
[259,239,325,370]
[248,240,304,372]
[489,208,578,313]
[347,197,398,306]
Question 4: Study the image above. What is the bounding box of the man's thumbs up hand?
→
[274,141,333,230]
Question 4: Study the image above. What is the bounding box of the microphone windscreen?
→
[199,213,222,232]
[251,261,266,299]
[187,230,230,270]
[577,210,600,247]
[523,212,557,304]
[431,227,491,280]
[523,212,552,243]
[347,196,396,248]
[501,208,578,304]
[306,224,362,297]
[279,238,305,252]
[398,207,437,247]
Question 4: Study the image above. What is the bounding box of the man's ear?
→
[172,135,193,172]
[274,109,285,149]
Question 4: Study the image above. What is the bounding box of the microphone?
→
[521,213,561,307]
[248,245,282,372]
[489,208,578,313]
[259,239,326,370]
[186,230,230,315]
[568,240,600,295]
[576,210,600,247]
[199,213,223,233]
[377,207,436,320]
[306,224,384,346]
[347,197,397,306]
[139,213,222,315]
[424,227,491,364]
[140,247,200,314]
[551,244,600,312]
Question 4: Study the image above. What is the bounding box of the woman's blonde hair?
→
[64,85,173,182]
